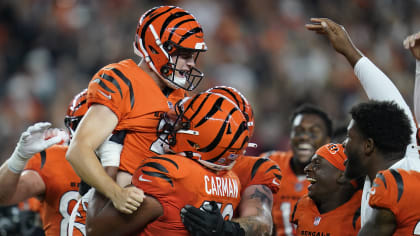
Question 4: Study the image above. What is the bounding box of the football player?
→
[66,5,208,214]
[358,168,420,235]
[262,104,333,236]
[0,90,84,236]
[306,18,420,226]
[342,101,415,235]
[0,89,124,236]
[85,92,249,235]
[181,86,282,235]
[291,143,362,236]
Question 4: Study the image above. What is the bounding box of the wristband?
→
[8,150,29,174]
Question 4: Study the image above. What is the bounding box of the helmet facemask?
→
[162,48,204,91]
[64,115,83,138]
[155,97,197,154]
[64,88,88,140]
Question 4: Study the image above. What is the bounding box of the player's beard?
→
[344,152,367,180]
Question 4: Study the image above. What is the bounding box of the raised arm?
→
[403,32,420,124]
[0,122,63,204]
[306,18,417,152]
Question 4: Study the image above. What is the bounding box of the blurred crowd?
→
[1,0,420,163]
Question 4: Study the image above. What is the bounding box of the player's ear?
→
[364,138,375,155]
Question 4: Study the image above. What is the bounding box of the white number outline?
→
[280,202,294,236]
[59,191,79,236]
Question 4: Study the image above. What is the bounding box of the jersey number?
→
[281,202,294,236]
[414,221,420,235]
[59,191,80,236]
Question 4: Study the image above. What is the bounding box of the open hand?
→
[306,18,362,66]
[403,32,420,60]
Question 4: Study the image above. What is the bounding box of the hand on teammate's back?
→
[181,201,245,236]
[112,186,145,214]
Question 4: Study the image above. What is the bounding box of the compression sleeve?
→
[356,57,420,228]
[414,60,420,124]
[354,57,418,152]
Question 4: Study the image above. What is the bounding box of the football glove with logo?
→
[180,201,245,236]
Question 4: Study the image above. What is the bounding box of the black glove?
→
[180,201,245,236]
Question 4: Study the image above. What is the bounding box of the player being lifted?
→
[66,5,208,214]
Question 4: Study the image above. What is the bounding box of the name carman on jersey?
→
[204,175,238,198]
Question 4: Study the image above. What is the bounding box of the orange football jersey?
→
[131,154,242,236]
[263,150,310,236]
[232,155,282,194]
[24,145,81,236]
[291,191,362,236]
[87,59,187,173]
[369,169,420,235]
[68,188,94,236]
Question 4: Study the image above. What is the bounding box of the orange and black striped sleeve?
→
[369,169,405,215]
[131,155,183,197]
[87,64,135,120]
[233,156,282,194]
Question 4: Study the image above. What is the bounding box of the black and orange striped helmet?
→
[134,6,207,91]
[206,86,255,137]
[64,88,88,137]
[167,92,249,171]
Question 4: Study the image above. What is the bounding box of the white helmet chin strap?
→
[177,129,199,135]
[248,143,258,148]
[133,42,144,66]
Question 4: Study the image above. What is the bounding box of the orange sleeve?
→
[131,155,185,199]
[369,169,402,216]
[87,64,133,121]
[24,152,43,172]
[233,156,282,194]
